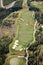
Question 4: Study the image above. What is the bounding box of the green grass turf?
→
[16,9,34,47]
[9,8,34,53]
[4,56,26,65]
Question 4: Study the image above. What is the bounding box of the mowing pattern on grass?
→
[16,9,34,47]
[9,8,34,53]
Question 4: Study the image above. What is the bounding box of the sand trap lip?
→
[12,40,24,51]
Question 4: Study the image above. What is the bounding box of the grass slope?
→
[4,56,26,65]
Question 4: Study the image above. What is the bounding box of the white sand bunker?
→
[12,40,25,51]
[12,40,19,49]
[19,48,25,51]
[19,48,23,51]
[41,26,43,28]
[26,23,28,26]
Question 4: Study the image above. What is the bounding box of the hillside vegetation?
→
[0,0,43,65]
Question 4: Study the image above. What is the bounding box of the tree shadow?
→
[0,7,22,20]
[29,6,40,12]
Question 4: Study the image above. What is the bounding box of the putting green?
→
[4,56,26,65]
[10,57,26,65]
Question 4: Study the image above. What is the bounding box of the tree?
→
[27,0,31,6]
[38,13,43,24]
[28,41,41,65]
[0,36,13,54]
[0,58,3,65]
[35,12,43,24]
[0,36,13,65]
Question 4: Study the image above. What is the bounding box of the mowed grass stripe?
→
[16,9,34,47]
[9,8,34,53]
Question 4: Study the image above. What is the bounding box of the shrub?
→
[0,36,13,54]
[29,6,40,11]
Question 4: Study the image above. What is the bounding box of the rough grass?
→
[0,12,18,38]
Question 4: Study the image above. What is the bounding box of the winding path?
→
[0,0,39,65]
[26,20,38,65]
[0,0,16,9]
